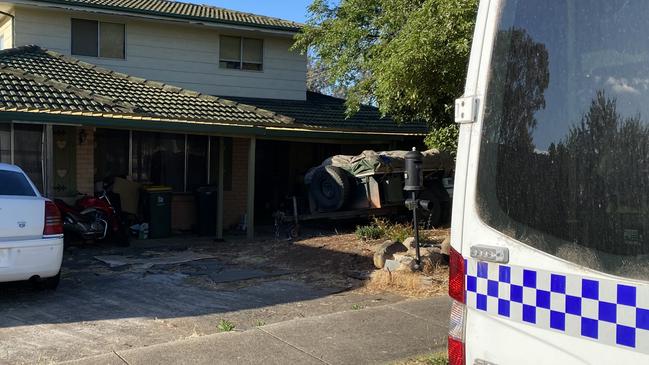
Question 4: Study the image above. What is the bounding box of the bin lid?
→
[143,185,173,192]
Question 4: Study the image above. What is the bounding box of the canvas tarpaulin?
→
[306,149,454,181]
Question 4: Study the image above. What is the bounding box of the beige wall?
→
[14,6,307,100]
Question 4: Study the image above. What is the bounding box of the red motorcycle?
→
[55,190,130,246]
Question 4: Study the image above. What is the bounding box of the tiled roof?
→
[226,92,428,134]
[0,45,294,124]
[0,46,424,135]
[34,0,302,31]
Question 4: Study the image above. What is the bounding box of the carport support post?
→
[247,136,256,239]
[216,137,225,240]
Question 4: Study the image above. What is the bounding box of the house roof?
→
[30,0,303,32]
[0,45,294,125]
[0,45,425,137]
[227,92,428,134]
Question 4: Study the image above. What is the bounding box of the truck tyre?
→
[309,166,351,212]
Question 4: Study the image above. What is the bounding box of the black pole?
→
[412,191,421,267]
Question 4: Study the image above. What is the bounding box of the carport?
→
[0,46,427,240]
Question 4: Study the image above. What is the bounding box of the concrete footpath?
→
[59,296,451,365]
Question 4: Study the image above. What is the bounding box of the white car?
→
[0,163,63,289]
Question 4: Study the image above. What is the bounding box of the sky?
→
[200,0,313,23]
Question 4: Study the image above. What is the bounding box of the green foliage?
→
[255,320,266,327]
[355,217,413,242]
[355,222,385,240]
[426,354,449,365]
[217,319,235,332]
[425,124,460,154]
[294,0,479,130]
[351,303,364,310]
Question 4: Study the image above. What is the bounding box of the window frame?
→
[219,35,264,72]
[71,18,127,60]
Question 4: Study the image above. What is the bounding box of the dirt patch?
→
[215,228,450,298]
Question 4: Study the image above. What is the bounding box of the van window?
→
[478,0,649,280]
[0,170,36,196]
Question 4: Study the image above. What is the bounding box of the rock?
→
[402,236,416,250]
[421,252,446,268]
[397,256,418,272]
[420,246,442,257]
[441,235,451,255]
[373,240,407,269]
[384,259,400,272]
[390,253,419,272]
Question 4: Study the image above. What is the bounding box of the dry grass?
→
[394,353,448,365]
[363,261,448,298]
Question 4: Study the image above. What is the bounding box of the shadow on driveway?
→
[0,235,374,328]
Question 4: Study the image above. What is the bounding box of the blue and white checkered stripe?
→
[465,258,649,353]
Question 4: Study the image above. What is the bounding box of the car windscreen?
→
[0,170,37,196]
[477,0,649,281]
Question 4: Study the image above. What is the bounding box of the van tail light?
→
[44,200,63,236]
[449,246,465,303]
[448,246,466,364]
[448,300,466,365]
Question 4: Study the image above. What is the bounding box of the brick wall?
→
[222,137,249,229]
[76,127,95,195]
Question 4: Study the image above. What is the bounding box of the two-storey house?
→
[0,0,427,238]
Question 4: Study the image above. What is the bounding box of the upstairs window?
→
[71,19,125,59]
[219,35,263,71]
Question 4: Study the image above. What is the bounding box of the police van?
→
[449,1,649,364]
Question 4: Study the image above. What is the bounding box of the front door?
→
[52,126,77,197]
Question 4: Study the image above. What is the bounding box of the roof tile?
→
[36,0,302,31]
[0,46,289,125]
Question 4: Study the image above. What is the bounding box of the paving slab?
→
[63,297,450,365]
[116,329,325,365]
[389,295,452,323]
[59,353,127,365]
[262,297,448,365]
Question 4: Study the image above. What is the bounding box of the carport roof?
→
[0,46,426,138]
[226,92,428,134]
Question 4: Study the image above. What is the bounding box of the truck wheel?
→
[309,166,351,212]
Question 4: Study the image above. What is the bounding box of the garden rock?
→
[397,256,418,272]
[402,237,416,250]
[384,259,401,272]
[441,235,451,255]
[373,240,407,269]
[392,253,418,272]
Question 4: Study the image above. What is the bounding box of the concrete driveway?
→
[0,236,449,364]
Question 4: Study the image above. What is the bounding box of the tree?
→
[485,28,550,152]
[293,0,478,150]
[306,55,347,98]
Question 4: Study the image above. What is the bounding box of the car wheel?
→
[35,271,60,290]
